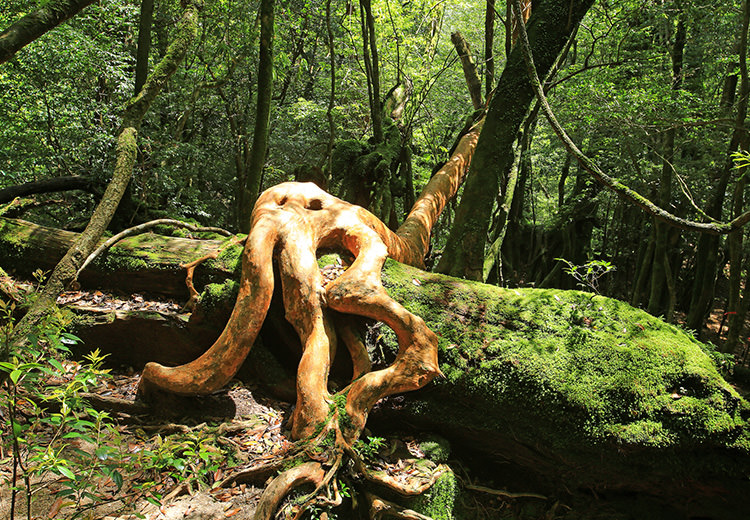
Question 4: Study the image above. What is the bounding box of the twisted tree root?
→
[135,182,452,518]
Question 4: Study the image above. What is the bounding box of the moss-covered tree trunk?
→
[5,1,200,359]
[3,217,750,519]
[437,0,594,280]
[0,0,97,64]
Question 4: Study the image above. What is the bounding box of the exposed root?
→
[347,445,443,496]
[365,492,434,520]
[463,483,547,500]
[181,235,246,311]
[254,461,326,520]
[135,179,476,518]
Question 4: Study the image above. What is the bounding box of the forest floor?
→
[0,359,521,520]
[2,278,750,519]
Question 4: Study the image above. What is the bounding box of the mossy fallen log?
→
[2,218,748,516]
[0,216,243,298]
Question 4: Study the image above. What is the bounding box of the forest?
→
[2,0,750,518]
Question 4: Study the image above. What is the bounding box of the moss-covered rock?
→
[372,259,750,514]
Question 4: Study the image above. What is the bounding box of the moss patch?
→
[410,468,459,520]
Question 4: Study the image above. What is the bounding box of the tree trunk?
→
[134,0,155,95]
[437,0,594,280]
[484,0,495,97]
[238,0,275,233]
[687,0,750,333]
[647,16,685,320]
[0,0,97,64]
[451,32,483,110]
[324,0,336,176]
[359,0,383,143]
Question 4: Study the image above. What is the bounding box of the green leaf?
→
[112,470,123,491]
[56,466,76,480]
[49,358,64,372]
[61,332,82,345]
[146,496,162,507]
[9,369,22,384]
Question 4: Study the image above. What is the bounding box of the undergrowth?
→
[0,282,232,519]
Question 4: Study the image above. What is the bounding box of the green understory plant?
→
[0,296,127,519]
[556,258,616,294]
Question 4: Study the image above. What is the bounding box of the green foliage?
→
[556,257,616,294]
[0,289,232,518]
[353,435,385,463]
[0,296,126,518]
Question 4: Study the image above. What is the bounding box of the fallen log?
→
[0,216,243,298]
[1,217,749,518]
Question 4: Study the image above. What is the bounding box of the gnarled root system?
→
[137,182,447,518]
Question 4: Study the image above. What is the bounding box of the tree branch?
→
[0,175,101,204]
[0,0,97,64]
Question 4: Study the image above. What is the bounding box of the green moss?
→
[378,259,750,479]
[332,392,352,430]
[201,280,239,307]
[411,468,458,520]
[419,434,451,463]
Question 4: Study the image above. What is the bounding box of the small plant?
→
[353,435,385,462]
[556,258,616,294]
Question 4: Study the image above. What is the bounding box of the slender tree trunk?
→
[238,0,275,233]
[484,0,495,97]
[438,0,594,280]
[134,0,155,95]
[0,0,97,64]
[325,0,335,176]
[647,16,685,320]
[359,0,383,143]
[726,147,749,351]
[632,227,655,307]
[727,256,750,350]
[6,1,200,355]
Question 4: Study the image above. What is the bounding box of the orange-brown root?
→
[137,181,451,517]
[254,461,326,520]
